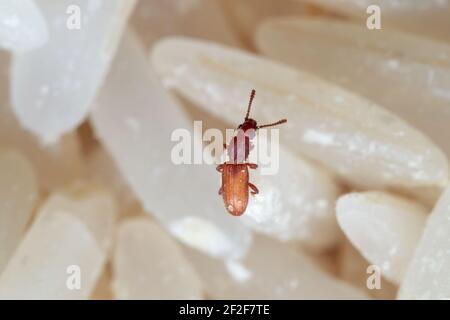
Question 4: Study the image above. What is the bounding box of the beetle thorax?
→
[226,119,257,163]
[227,131,253,163]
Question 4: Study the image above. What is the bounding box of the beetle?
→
[216,89,287,216]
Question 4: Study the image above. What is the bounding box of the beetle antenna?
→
[245,89,256,120]
[257,119,287,129]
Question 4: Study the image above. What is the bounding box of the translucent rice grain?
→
[399,185,450,299]
[241,146,341,250]
[0,185,117,299]
[337,191,427,284]
[11,0,136,143]
[0,0,48,51]
[113,218,203,299]
[1,52,84,190]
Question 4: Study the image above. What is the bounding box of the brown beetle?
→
[217,89,287,216]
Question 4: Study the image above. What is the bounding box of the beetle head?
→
[238,118,257,138]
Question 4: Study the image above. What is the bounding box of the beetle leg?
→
[246,163,258,170]
[249,183,259,195]
[218,186,223,195]
[216,164,224,172]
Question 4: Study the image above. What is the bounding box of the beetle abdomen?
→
[221,164,249,216]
